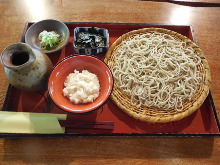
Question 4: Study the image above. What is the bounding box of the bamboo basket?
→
[104,28,211,123]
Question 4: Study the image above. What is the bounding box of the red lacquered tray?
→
[2,22,220,137]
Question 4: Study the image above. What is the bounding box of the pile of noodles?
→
[112,32,203,111]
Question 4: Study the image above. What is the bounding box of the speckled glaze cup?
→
[1,42,53,92]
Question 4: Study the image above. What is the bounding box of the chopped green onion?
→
[39,30,61,50]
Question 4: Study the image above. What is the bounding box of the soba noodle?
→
[112,32,203,111]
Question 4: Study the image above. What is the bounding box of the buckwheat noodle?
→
[112,32,203,111]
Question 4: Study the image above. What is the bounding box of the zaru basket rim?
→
[104,27,211,123]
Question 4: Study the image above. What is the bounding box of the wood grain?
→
[141,0,220,7]
[0,137,219,164]
[0,0,220,164]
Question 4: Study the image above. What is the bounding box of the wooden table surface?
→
[0,0,220,164]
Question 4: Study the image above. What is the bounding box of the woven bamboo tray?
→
[104,28,211,123]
